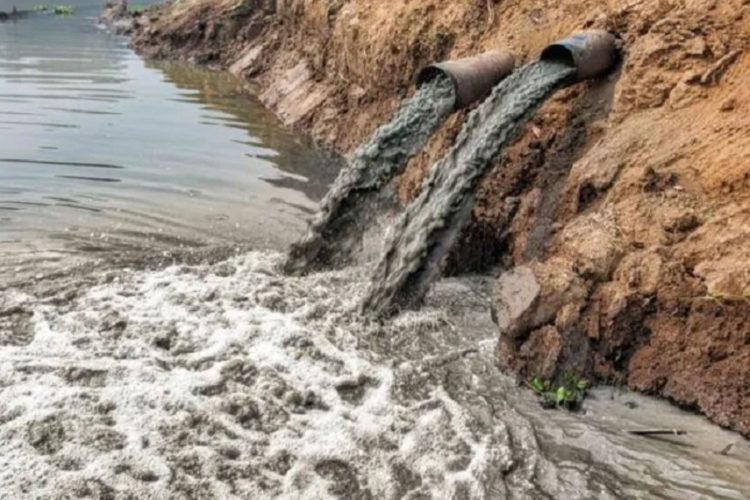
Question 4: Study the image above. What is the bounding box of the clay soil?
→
[123,0,750,437]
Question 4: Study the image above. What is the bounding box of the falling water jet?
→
[283,51,515,276]
[360,31,618,316]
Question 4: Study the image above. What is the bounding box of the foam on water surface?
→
[0,252,510,498]
[1,251,749,499]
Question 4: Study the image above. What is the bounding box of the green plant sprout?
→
[528,371,589,411]
[128,4,148,14]
[33,5,74,16]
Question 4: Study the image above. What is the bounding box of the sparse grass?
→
[54,5,74,15]
[529,372,589,411]
[128,4,148,14]
[33,5,74,16]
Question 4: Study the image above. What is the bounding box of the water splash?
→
[1,252,747,498]
[284,76,455,275]
[361,61,576,316]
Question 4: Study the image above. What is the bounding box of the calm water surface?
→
[0,1,338,281]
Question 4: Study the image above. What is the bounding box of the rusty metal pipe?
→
[540,30,618,81]
[416,51,516,110]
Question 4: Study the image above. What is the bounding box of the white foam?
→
[0,251,503,498]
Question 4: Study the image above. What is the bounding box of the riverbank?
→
[121,0,750,437]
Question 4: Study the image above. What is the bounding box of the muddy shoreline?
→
[113,0,750,436]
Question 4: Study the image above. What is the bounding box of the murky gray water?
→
[363,61,576,316]
[2,253,748,498]
[285,75,455,275]
[0,1,338,284]
[1,4,749,499]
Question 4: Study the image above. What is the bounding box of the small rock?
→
[664,211,701,233]
[720,97,737,112]
[491,266,540,335]
[685,37,708,57]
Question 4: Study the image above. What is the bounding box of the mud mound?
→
[125,0,750,434]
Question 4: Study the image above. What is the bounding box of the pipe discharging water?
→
[360,32,617,316]
[284,52,515,276]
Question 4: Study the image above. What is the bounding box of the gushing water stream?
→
[361,61,576,315]
[284,76,455,275]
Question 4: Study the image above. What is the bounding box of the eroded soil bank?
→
[122,0,750,436]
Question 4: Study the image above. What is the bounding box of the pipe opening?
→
[539,30,618,81]
[416,66,448,87]
[415,51,515,110]
[539,45,576,69]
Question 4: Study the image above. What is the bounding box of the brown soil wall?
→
[126,0,750,436]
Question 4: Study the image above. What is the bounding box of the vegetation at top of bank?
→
[128,4,148,14]
[529,372,589,411]
[33,5,75,16]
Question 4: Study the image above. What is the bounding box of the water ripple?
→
[0,158,125,169]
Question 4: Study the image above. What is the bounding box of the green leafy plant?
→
[128,4,148,14]
[53,5,74,16]
[528,372,589,411]
[33,4,74,15]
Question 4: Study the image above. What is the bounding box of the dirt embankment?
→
[124,0,750,436]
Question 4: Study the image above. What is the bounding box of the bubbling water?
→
[285,76,456,275]
[1,251,747,498]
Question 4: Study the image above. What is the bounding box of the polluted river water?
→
[0,0,338,284]
[1,2,750,499]
[284,75,455,276]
